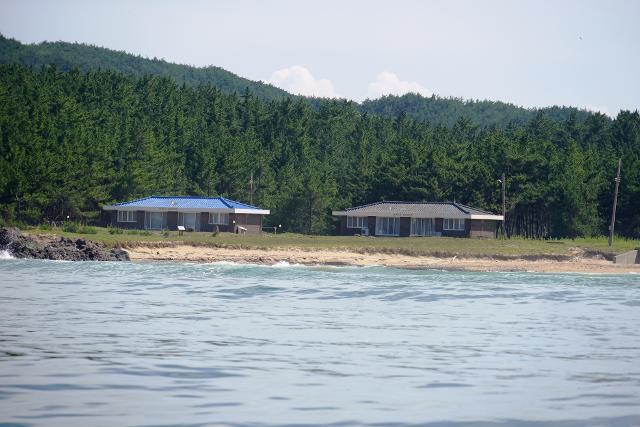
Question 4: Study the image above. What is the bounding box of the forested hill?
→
[1,34,599,128]
[359,93,594,128]
[1,64,639,238]
[0,34,292,102]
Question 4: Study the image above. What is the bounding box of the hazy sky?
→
[1,0,639,115]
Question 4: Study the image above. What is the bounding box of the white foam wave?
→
[0,250,14,260]
[272,260,305,268]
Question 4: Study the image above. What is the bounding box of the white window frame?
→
[443,218,465,231]
[117,210,136,222]
[346,216,367,229]
[178,212,198,231]
[375,217,400,236]
[146,211,166,230]
[410,217,435,236]
[208,212,229,225]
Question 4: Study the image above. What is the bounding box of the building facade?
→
[333,201,503,238]
[103,196,270,234]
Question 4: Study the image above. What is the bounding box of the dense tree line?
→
[0,34,292,102]
[2,34,601,129]
[0,64,638,238]
[359,93,593,128]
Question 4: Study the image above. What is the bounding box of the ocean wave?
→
[271,260,305,268]
[0,250,14,260]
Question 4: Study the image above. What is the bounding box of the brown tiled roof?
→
[333,201,500,219]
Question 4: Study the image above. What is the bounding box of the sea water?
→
[0,259,639,427]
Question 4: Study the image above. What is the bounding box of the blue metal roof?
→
[110,196,263,211]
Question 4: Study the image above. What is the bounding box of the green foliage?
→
[121,229,150,236]
[360,93,594,128]
[0,34,292,103]
[62,222,96,234]
[62,222,79,233]
[0,64,638,239]
[79,225,97,234]
[1,34,599,129]
[107,226,124,235]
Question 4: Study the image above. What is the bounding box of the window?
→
[411,218,435,236]
[146,211,165,230]
[180,213,198,231]
[117,210,136,222]
[443,218,465,231]
[347,216,367,229]
[375,217,400,236]
[209,212,229,225]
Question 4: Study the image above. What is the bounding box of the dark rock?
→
[0,227,22,247]
[110,248,130,261]
[0,227,129,262]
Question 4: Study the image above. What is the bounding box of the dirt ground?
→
[125,245,640,274]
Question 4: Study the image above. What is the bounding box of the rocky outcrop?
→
[0,227,129,261]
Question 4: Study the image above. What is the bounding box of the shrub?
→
[78,226,97,234]
[140,230,152,236]
[39,223,53,230]
[62,222,79,233]
[12,221,34,230]
[62,222,96,234]
[211,231,219,237]
[108,226,124,235]
[162,231,170,237]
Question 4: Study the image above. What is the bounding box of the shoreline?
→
[125,244,640,274]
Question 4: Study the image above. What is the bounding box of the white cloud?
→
[366,71,431,99]
[268,65,339,98]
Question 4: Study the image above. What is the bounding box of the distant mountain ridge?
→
[0,34,598,127]
[0,34,293,102]
[359,93,595,128]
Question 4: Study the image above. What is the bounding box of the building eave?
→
[333,211,504,221]
[469,214,504,221]
[103,206,269,215]
[234,209,270,215]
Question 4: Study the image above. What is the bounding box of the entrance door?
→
[182,213,197,231]
[149,212,164,230]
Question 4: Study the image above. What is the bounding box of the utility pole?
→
[249,172,254,205]
[499,173,507,238]
[608,158,621,247]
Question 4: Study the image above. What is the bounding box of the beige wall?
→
[470,219,498,238]
[229,213,262,234]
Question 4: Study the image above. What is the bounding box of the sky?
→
[1,0,639,116]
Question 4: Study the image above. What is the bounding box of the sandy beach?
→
[125,244,640,274]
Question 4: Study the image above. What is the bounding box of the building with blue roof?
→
[103,196,270,233]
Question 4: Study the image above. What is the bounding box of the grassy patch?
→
[24,226,640,258]
[107,226,124,235]
[61,222,97,234]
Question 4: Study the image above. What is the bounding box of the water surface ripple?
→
[0,259,639,426]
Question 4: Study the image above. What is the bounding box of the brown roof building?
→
[332,201,504,238]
